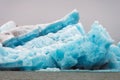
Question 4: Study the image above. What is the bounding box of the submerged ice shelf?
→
[0,10,120,71]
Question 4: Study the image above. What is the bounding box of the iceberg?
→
[0,21,115,71]
[0,9,120,71]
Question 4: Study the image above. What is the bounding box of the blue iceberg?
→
[0,10,120,71]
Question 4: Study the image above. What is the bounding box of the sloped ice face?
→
[2,10,79,48]
[21,23,84,49]
[0,10,120,71]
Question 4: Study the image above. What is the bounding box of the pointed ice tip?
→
[91,21,99,28]
[8,20,15,23]
[94,21,99,24]
[77,23,82,27]
[99,24,103,27]
[0,20,16,28]
[72,9,78,13]
[4,21,16,25]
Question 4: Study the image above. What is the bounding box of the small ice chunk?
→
[37,68,60,71]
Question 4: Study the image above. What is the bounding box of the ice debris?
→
[0,10,120,71]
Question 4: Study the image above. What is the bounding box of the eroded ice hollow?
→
[0,10,120,71]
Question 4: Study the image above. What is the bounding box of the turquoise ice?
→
[21,23,84,49]
[0,10,120,71]
[0,23,84,70]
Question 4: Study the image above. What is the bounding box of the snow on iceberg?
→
[0,21,16,43]
[0,21,16,33]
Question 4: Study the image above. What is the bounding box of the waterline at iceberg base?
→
[0,10,120,71]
